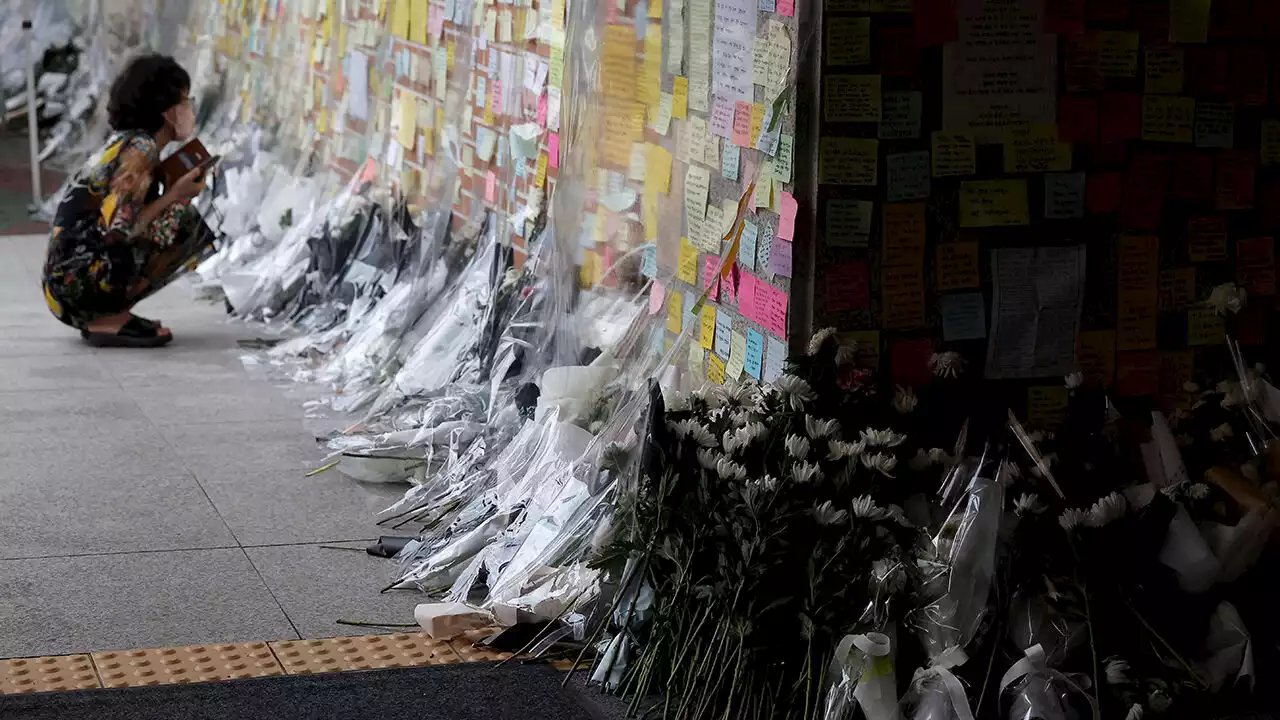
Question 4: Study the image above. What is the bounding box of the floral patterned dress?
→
[42,131,213,329]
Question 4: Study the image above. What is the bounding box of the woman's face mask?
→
[164,96,195,141]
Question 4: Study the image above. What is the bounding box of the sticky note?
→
[678,237,699,283]
[731,101,753,147]
[703,255,721,301]
[959,180,1029,227]
[931,132,975,177]
[397,93,417,148]
[485,170,498,203]
[714,311,733,359]
[649,280,664,314]
[699,305,716,350]
[1141,96,1195,143]
[936,241,980,292]
[880,91,922,140]
[1262,120,1280,166]
[1169,0,1211,44]
[826,17,871,66]
[1004,125,1072,173]
[887,151,930,202]
[750,103,766,148]
[1098,31,1139,78]
[819,138,878,185]
[763,336,786,382]
[1027,387,1069,430]
[1044,172,1087,220]
[739,220,759,271]
[684,165,711,222]
[1145,45,1184,95]
[1194,103,1233,149]
[1187,215,1228,263]
[777,192,797,241]
[824,74,882,122]
[688,343,705,377]
[940,292,987,341]
[756,223,775,274]
[1187,307,1226,346]
[1078,330,1116,387]
[707,354,726,384]
[769,239,793,277]
[725,332,747,380]
[672,76,689,119]
[825,199,873,248]
[773,134,794,183]
[535,151,549,189]
[744,329,765,379]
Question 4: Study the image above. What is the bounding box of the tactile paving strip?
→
[449,628,514,663]
[270,633,463,675]
[91,642,283,688]
[0,655,100,694]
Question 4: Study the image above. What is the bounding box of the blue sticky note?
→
[739,220,759,272]
[714,312,733,359]
[758,0,775,11]
[635,2,648,39]
[641,245,658,278]
[764,336,786,382]
[722,143,741,182]
[580,213,597,247]
[651,326,665,356]
[683,291,697,331]
[745,329,765,380]
[940,293,987,341]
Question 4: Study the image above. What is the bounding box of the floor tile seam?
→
[0,538,384,562]
[146,411,248,549]
[238,547,304,642]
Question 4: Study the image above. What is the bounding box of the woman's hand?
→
[167,166,207,201]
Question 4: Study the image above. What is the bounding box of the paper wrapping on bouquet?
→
[1197,601,1255,693]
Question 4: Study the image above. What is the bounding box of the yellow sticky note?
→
[666,291,684,333]
[317,108,329,133]
[1144,46,1184,95]
[959,180,1030,228]
[749,103,765,147]
[932,132,976,177]
[1141,95,1195,143]
[699,306,716,350]
[645,143,673,194]
[824,74,882,122]
[1027,387,1070,430]
[580,250,598,287]
[1170,0,1211,43]
[649,0,662,18]
[688,343,705,377]
[1003,125,1071,173]
[410,0,429,44]
[677,237,698,284]
[391,0,410,38]
[1098,31,1140,78]
[725,332,747,380]
[707,354,726,384]
[819,138,879,186]
[446,39,455,71]
[397,93,417,149]
[535,151,549,188]
[672,76,689,119]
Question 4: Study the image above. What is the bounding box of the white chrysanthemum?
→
[808,327,838,356]
[667,391,692,412]
[750,475,779,492]
[1086,492,1127,527]
[835,341,858,366]
[805,416,840,439]
[927,448,952,465]
[892,386,918,414]
[1059,508,1087,532]
[688,422,718,447]
[850,495,890,520]
[667,419,692,438]
[929,351,964,379]
[775,375,817,411]
[721,430,741,455]
[861,452,898,477]
[861,428,906,448]
[827,440,860,461]
[786,434,810,460]
[1064,372,1083,389]
[1207,282,1247,316]
[1124,705,1143,720]
[1027,430,1045,444]
[1014,493,1044,516]
[812,500,848,526]
[1186,483,1211,500]
[1210,423,1235,443]
[908,448,933,471]
[790,462,821,485]
[716,457,747,481]
[696,448,719,470]
[738,422,768,445]
[1105,656,1131,686]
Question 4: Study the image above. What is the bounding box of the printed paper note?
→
[1044,172,1087,219]
[879,91,922,140]
[932,132,975,176]
[825,75,882,123]
[1141,95,1195,143]
[985,245,1087,379]
[825,199,873,247]
[819,138,878,185]
[887,151,930,202]
[1004,125,1072,173]
[959,180,1029,227]
[936,241,980,292]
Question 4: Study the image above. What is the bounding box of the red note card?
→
[737,272,758,314]
[1186,46,1230,96]
[1235,304,1269,346]
[1059,95,1098,144]
[1216,150,1256,210]
[1117,351,1160,396]
[1171,152,1214,201]
[1088,0,1130,21]
[731,101,752,148]
[915,0,957,46]
[879,28,919,77]
[755,281,789,339]
[1236,237,1277,296]
[548,133,559,169]
[485,170,498,203]
[1088,171,1124,213]
[703,256,720,302]
[891,339,934,388]
[537,93,548,126]
[1090,139,1129,168]
[1100,92,1141,141]
[1047,0,1086,35]
[1121,153,1170,232]
[776,0,794,16]
[1231,45,1270,106]
[825,261,870,313]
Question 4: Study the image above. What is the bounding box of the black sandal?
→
[130,313,162,329]
[81,316,173,348]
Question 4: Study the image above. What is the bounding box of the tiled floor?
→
[0,234,417,659]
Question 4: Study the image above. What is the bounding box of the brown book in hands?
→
[154,138,215,192]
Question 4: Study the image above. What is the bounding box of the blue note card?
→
[745,329,765,380]
[764,336,786,382]
[739,220,759,272]
[940,292,987,341]
[714,312,733,359]
[641,245,658,278]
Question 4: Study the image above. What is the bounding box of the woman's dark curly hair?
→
[107,54,191,134]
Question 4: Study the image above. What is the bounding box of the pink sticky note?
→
[738,272,758,315]
[703,256,720,301]
[710,97,735,138]
[548,132,560,169]
[777,0,794,16]
[757,282,789,339]
[485,171,498,203]
[602,246,616,286]
[777,191,797,241]
[537,93,548,126]
[768,238,793,277]
[428,6,444,39]
[491,80,503,116]
[731,101,752,147]
[723,265,738,304]
[649,281,664,315]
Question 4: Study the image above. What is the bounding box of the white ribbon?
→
[998,644,1099,720]
[910,646,973,720]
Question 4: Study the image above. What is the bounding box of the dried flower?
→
[1210,423,1234,443]
[1104,656,1131,686]
[861,452,898,477]
[716,457,747,481]
[892,386,918,414]
[1186,482,1211,500]
[790,462,822,485]
[850,495,890,520]
[775,375,817,410]
[805,416,840,439]
[929,351,964,379]
[807,327,838,356]
[1207,282,1247,316]
[1013,493,1044,516]
[860,428,906,448]
[1064,372,1083,389]
[812,500,848,526]
[786,434,811,460]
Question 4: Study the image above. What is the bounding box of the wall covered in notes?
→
[814,0,1280,427]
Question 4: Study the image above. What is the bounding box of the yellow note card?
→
[932,132,976,177]
[819,138,878,186]
[749,103,765,147]
[1003,125,1071,173]
[391,0,410,38]
[1141,95,1195,143]
[1027,386,1069,430]
[666,290,684,333]
[672,76,689,119]
[397,92,417,148]
[646,143,673,194]
[1144,45,1184,95]
[725,332,747,380]
[677,237,699,283]
[824,74,881,122]
[959,180,1030,228]
[535,151,549,188]
[699,305,716,350]
[707,354,726,384]
[410,0,429,44]
[1262,120,1280,166]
